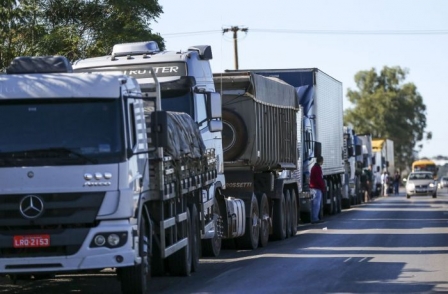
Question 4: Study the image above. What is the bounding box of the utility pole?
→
[222,26,248,70]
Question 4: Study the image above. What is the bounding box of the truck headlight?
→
[94,235,106,246]
[107,234,121,246]
[90,232,128,248]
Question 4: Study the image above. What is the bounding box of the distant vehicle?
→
[411,159,438,179]
[439,176,448,188]
[405,171,437,199]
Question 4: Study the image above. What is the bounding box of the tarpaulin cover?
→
[164,111,206,159]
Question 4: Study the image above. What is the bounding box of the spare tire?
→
[222,108,248,161]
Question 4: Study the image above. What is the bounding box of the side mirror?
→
[208,120,223,132]
[206,92,222,119]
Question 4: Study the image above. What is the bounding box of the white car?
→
[440,176,448,188]
[405,171,437,199]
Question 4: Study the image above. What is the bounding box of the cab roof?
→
[0,73,135,99]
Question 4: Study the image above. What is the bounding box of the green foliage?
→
[0,0,164,70]
[344,66,431,171]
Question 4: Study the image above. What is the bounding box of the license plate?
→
[416,189,426,192]
[13,235,50,248]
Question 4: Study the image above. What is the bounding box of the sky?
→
[151,0,447,158]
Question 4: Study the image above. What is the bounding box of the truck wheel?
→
[235,194,260,250]
[189,204,200,272]
[256,193,270,247]
[289,189,298,236]
[222,108,248,161]
[167,207,191,276]
[202,197,222,257]
[285,191,292,238]
[324,181,334,215]
[120,218,150,294]
[271,191,287,240]
[335,183,342,213]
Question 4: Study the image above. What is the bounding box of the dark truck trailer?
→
[226,68,345,222]
[213,72,303,249]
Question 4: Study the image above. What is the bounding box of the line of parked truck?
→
[0,41,394,293]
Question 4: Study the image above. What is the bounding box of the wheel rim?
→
[281,195,286,237]
[285,191,291,237]
[251,201,260,243]
[260,196,269,242]
[212,201,222,253]
[290,190,297,235]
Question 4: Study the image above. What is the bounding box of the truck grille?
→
[0,192,104,257]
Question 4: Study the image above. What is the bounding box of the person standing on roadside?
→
[393,171,401,195]
[374,166,382,197]
[380,170,386,196]
[310,156,325,224]
[382,171,390,196]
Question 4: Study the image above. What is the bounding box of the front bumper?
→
[0,221,139,275]
[406,188,436,196]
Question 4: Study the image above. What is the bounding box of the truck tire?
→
[342,186,351,210]
[189,204,200,272]
[120,218,150,294]
[167,207,191,276]
[222,108,248,161]
[324,180,334,215]
[235,194,259,250]
[202,197,222,257]
[285,191,292,238]
[256,193,270,247]
[289,189,298,237]
[335,182,342,213]
[271,191,287,240]
[150,231,165,277]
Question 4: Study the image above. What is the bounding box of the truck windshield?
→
[0,98,124,167]
[142,90,194,117]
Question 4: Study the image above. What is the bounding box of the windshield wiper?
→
[0,147,98,164]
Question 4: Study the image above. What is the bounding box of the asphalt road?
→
[1,188,448,294]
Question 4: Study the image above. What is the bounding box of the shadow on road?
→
[1,193,447,294]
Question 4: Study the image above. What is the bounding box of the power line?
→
[160,30,221,36]
[161,28,448,37]
[249,28,448,35]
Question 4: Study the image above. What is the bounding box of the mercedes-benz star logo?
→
[19,195,44,219]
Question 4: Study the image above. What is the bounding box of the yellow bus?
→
[411,159,438,179]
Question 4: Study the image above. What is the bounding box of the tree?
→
[344,66,431,172]
[0,0,165,70]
